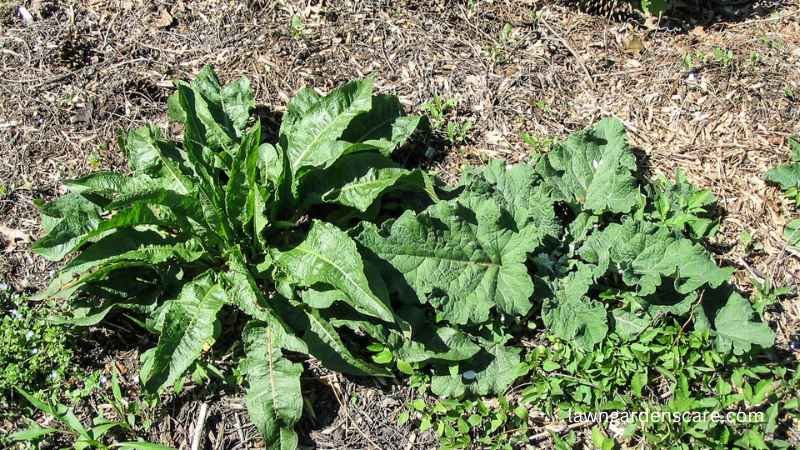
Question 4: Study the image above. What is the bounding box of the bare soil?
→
[1,1,799,448]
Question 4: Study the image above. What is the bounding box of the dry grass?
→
[1,0,799,448]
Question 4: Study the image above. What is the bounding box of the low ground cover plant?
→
[31,67,776,447]
[0,288,72,396]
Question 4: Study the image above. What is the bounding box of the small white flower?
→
[462,370,477,380]
[30,348,39,355]
[9,309,20,318]
[0,283,8,290]
[49,371,58,381]
[25,331,34,340]
[592,160,599,170]
[100,376,108,385]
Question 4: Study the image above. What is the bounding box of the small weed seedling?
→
[484,23,515,65]
[712,47,734,67]
[521,131,553,155]
[421,96,473,145]
[289,15,304,39]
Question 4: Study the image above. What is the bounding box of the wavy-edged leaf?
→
[340,94,421,155]
[540,264,609,349]
[225,122,262,240]
[280,86,322,138]
[32,193,102,261]
[34,200,191,262]
[223,247,309,355]
[536,117,641,213]
[143,272,225,393]
[543,297,608,351]
[459,159,559,239]
[357,199,536,325]
[300,151,434,212]
[579,219,733,296]
[282,305,390,376]
[395,326,481,363]
[430,333,528,397]
[284,79,373,176]
[121,125,195,194]
[612,308,651,340]
[168,66,254,149]
[176,88,236,243]
[35,230,203,301]
[713,292,775,355]
[275,220,394,323]
[242,320,304,449]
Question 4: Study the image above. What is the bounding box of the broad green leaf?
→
[283,306,390,376]
[469,337,529,396]
[543,296,608,350]
[275,220,394,323]
[35,201,189,261]
[539,263,608,349]
[120,125,195,194]
[242,320,304,450]
[225,122,262,240]
[357,198,536,324]
[32,193,102,261]
[612,309,651,340]
[537,117,641,213]
[340,94,421,155]
[300,151,434,212]
[579,219,733,296]
[713,292,775,355]
[35,231,203,301]
[223,247,308,354]
[143,273,225,393]
[459,159,559,239]
[280,86,323,138]
[765,137,800,191]
[430,334,528,397]
[178,97,235,243]
[395,326,482,363]
[284,79,373,176]
[168,66,254,149]
[299,288,342,309]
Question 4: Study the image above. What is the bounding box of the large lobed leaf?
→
[579,218,733,296]
[358,198,538,325]
[536,117,641,214]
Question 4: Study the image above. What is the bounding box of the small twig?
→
[213,418,225,450]
[529,420,593,443]
[191,402,209,450]
[738,257,766,284]
[233,413,246,444]
[539,19,596,89]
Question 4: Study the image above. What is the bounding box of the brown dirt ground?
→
[1,0,800,449]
